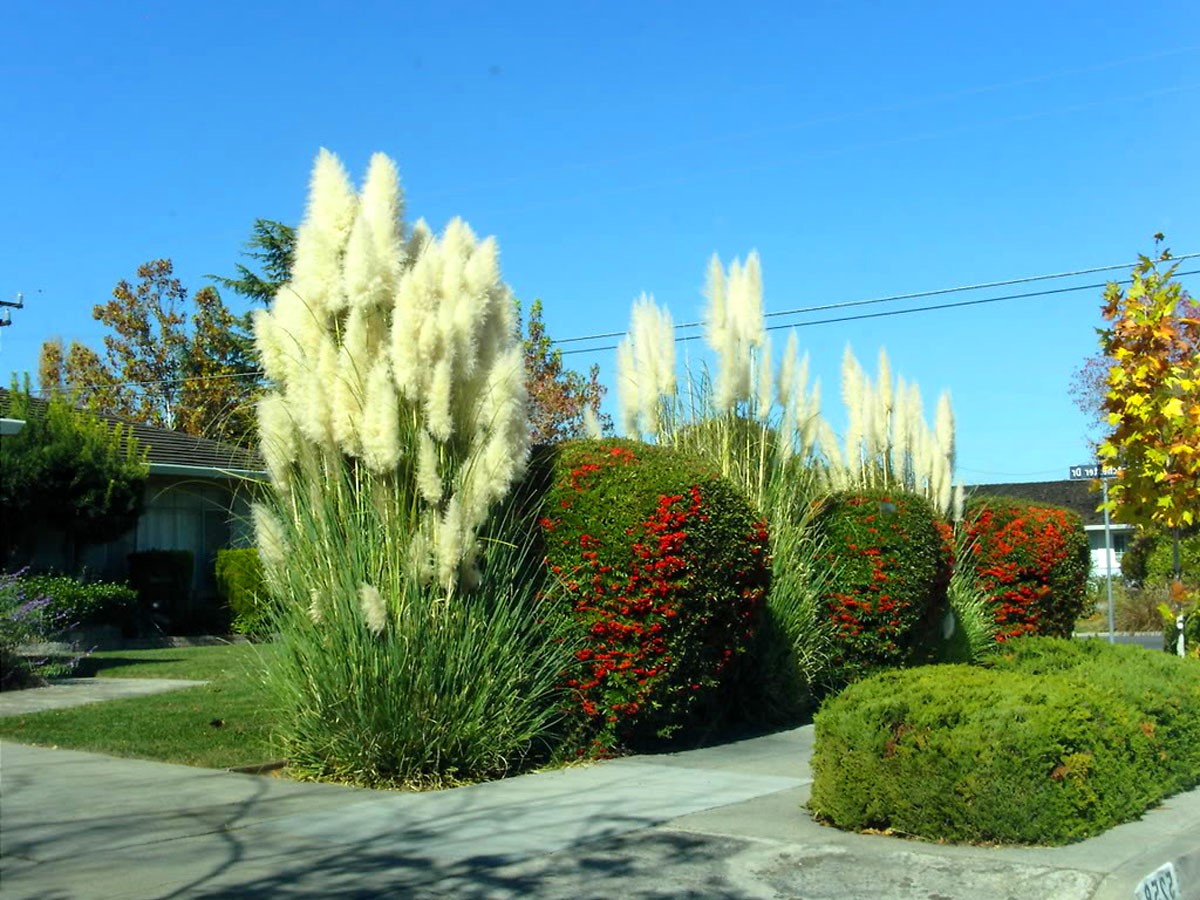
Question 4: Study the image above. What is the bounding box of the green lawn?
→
[0,644,279,769]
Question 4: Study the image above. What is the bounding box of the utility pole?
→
[0,293,24,349]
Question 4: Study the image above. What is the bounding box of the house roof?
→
[966,480,1127,529]
[0,389,264,477]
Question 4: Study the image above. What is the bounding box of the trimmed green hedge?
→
[813,490,952,684]
[809,638,1200,845]
[538,439,770,755]
[963,497,1090,640]
[214,548,269,636]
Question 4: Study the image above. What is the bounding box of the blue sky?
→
[2,0,1197,484]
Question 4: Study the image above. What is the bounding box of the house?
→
[967,480,1134,579]
[1,391,266,623]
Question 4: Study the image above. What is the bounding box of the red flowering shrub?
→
[538,439,769,755]
[963,497,1089,641]
[814,490,952,684]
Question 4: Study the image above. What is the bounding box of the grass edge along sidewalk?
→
[0,643,275,769]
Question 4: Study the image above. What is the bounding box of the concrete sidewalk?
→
[1,684,1197,899]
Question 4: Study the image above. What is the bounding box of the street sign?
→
[1068,464,1117,480]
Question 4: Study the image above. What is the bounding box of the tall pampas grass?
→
[825,345,961,518]
[252,149,573,788]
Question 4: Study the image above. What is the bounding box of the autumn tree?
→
[521,298,611,443]
[1097,241,1200,583]
[39,260,260,445]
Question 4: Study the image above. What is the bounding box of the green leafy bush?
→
[0,571,88,688]
[538,439,770,754]
[963,497,1090,640]
[13,574,136,628]
[812,490,952,683]
[984,637,1200,793]
[214,549,269,635]
[1145,532,1200,585]
[809,638,1200,845]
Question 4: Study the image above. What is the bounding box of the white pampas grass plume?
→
[952,482,965,522]
[253,309,289,385]
[284,335,338,452]
[416,429,443,504]
[360,356,402,473]
[359,583,388,635]
[583,404,603,439]
[777,331,799,407]
[703,254,727,351]
[425,358,454,441]
[290,149,358,317]
[616,339,640,437]
[705,254,753,413]
[359,152,405,289]
[253,503,289,580]
[755,339,773,422]
[329,311,373,456]
[935,391,956,475]
[616,294,675,438]
[730,251,765,348]
[258,393,298,487]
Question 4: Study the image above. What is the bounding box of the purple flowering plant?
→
[1,569,86,689]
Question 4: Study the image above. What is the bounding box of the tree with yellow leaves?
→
[1098,238,1200,592]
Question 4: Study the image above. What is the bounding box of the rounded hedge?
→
[963,497,1090,640]
[215,548,269,636]
[537,439,770,754]
[812,489,952,683]
[809,639,1200,845]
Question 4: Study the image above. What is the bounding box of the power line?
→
[55,259,1199,387]
[558,269,1200,356]
[552,253,1200,346]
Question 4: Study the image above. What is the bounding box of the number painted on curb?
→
[1135,862,1180,900]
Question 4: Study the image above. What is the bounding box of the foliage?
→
[1097,241,1200,532]
[1120,530,1156,585]
[984,637,1200,793]
[214,548,269,636]
[812,490,952,683]
[260,463,575,788]
[11,574,136,626]
[538,439,770,753]
[1142,530,1200,585]
[255,150,574,788]
[39,259,261,446]
[809,639,1200,845]
[1163,602,1199,657]
[0,571,85,689]
[209,218,296,306]
[0,382,148,568]
[522,299,611,443]
[940,525,1000,663]
[962,497,1090,641]
[1067,351,1110,445]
